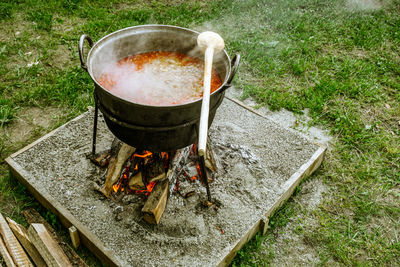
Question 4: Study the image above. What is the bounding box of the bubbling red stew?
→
[98,51,223,106]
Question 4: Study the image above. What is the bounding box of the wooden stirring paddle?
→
[197,31,225,157]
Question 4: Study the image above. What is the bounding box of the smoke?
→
[346,0,382,11]
[99,56,205,106]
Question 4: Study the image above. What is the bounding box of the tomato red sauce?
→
[98,51,223,106]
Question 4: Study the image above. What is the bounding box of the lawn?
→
[0,0,399,266]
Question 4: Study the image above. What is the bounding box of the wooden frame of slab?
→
[5,107,326,267]
[216,146,326,266]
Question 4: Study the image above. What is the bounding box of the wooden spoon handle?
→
[198,46,214,156]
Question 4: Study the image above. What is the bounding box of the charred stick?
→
[199,155,212,202]
[166,146,191,196]
[102,143,136,197]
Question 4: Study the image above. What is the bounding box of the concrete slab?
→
[6,98,325,267]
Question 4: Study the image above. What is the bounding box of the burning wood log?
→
[6,217,46,267]
[28,223,72,267]
[0,236,16,267]
[0,213,33,267]
[167,146,192,195]
[22,208,88,267]
[128,172,144,190]
[140,146,192,224]
[101,143,136,197]
[142,179,169,224]
[128,172,166,191]
[88,137,122,167]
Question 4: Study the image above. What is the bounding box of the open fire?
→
[111,150,169,196]
[90,139,216,224]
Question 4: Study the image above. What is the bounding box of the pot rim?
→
[85,24,232,109]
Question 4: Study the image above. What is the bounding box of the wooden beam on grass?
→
[28,223,72,267]
[6,217,46,267]
[22,208,88,267]
[0,213,33,267]
[68,226,80,249]
[0,236,16,267]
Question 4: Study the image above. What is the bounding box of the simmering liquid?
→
[98,51,223,106]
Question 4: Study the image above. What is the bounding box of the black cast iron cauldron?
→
[79,25,239,151]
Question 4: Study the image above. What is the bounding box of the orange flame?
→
[112,173,129,193]
[111,151,169,196]
[134,181,157,196]
[134,151,153,158]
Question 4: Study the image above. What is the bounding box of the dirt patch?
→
[47,44,74,69]
[2,106,64,145]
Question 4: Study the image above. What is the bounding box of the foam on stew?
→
[98,51,223,106]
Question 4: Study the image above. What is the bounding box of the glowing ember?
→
[190,163,201,181]
[134,181,157,196]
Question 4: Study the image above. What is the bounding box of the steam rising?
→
[99,56,206,106]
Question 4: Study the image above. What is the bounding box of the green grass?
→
[1,0,399,266]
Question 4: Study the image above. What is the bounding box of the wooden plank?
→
[217,146,326,267]
[6,217,46,267]
[22,209,88,267]
[68,226,80,249]
[5,157,119,267]
[142,179,169,224]
[28,223,72,267]
[0,213,33,267]
[0,237,16,267]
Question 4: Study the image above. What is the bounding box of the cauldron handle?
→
[79,34,94,71]
[225,53,240,86]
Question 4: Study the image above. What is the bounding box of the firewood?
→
[205,141,217,172]
[128,172,144,190]
[88,150,110,167]
[68,226,80,249]
[142,179,169,224]
[0,213,33,267]
[0,236,16,267]
[88,138,122,167]
[28,223,72,267]
[22,208,88,267]
[149,172,166,183]
[102,143,136,197]
[143,159,165,180]
[167,146,192,195]
[6,217,46,267]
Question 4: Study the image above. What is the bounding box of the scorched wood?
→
[101,143,135,197]
[167,146,191,195]
[142,179,169,224]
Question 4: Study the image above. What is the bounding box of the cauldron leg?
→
[92,101,99,157]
